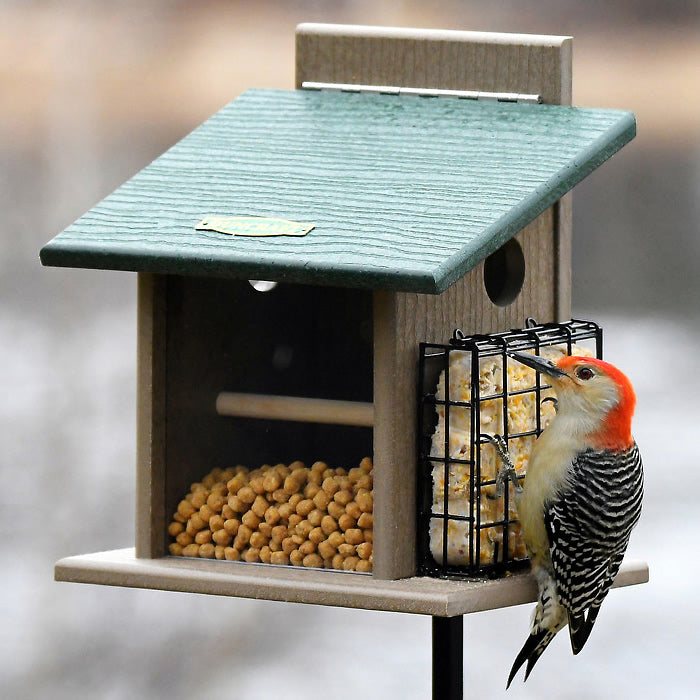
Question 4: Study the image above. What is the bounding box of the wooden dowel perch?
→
[216,392,375,427]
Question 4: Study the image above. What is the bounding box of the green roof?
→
[40,88,635,294]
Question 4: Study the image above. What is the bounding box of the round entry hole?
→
[483,238,525,307]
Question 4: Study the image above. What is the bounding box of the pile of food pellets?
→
[169,458,374,572]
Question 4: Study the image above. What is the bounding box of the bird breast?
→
[518,422,582,564]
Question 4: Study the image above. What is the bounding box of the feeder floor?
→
[55,548,648,617]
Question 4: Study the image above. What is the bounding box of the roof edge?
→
[39,238,443,294]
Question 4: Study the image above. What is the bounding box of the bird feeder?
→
[41,23,647,650]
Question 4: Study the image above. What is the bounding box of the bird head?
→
[508,351,636,450]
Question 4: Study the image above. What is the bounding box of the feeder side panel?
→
[464,211,556,333]
[136,273,168,558]
[373,217,556,579]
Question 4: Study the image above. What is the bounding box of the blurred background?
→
[2,1,699,698]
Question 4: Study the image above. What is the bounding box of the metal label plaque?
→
[195,216,314,237]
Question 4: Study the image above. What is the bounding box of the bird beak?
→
[508,351,568,379]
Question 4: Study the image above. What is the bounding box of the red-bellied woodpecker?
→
[500,351,643,688]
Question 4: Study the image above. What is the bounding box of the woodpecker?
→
[501,351,643,688]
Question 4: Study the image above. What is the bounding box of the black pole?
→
[432,615,463,699]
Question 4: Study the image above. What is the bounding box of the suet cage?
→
[417,318,602,579]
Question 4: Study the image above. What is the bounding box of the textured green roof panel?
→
[40,88,635,293]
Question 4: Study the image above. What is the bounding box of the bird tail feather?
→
[568,607,600,655]
[506,628,557,689]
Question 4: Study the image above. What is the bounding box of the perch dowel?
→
[216,392,375,427]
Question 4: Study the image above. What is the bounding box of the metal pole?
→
[432,615,463,700]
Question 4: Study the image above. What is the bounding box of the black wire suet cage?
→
[417,318,603,579]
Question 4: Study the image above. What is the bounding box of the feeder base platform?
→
[55,548,648,617]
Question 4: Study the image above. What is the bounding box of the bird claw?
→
[483,434,522,499]
[541,396,558,412]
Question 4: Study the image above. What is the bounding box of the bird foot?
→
[483,434,522,499]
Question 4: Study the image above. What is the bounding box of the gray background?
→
[2,1,698,698]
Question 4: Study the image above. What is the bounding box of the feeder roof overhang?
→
[40,88,635,294]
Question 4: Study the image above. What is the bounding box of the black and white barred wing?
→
[544,443,643,653]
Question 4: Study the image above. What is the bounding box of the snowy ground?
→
[1,301,698,700]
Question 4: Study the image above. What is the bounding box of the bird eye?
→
[576,366,594,380]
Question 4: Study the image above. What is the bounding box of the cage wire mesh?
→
[417,318,602,578]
